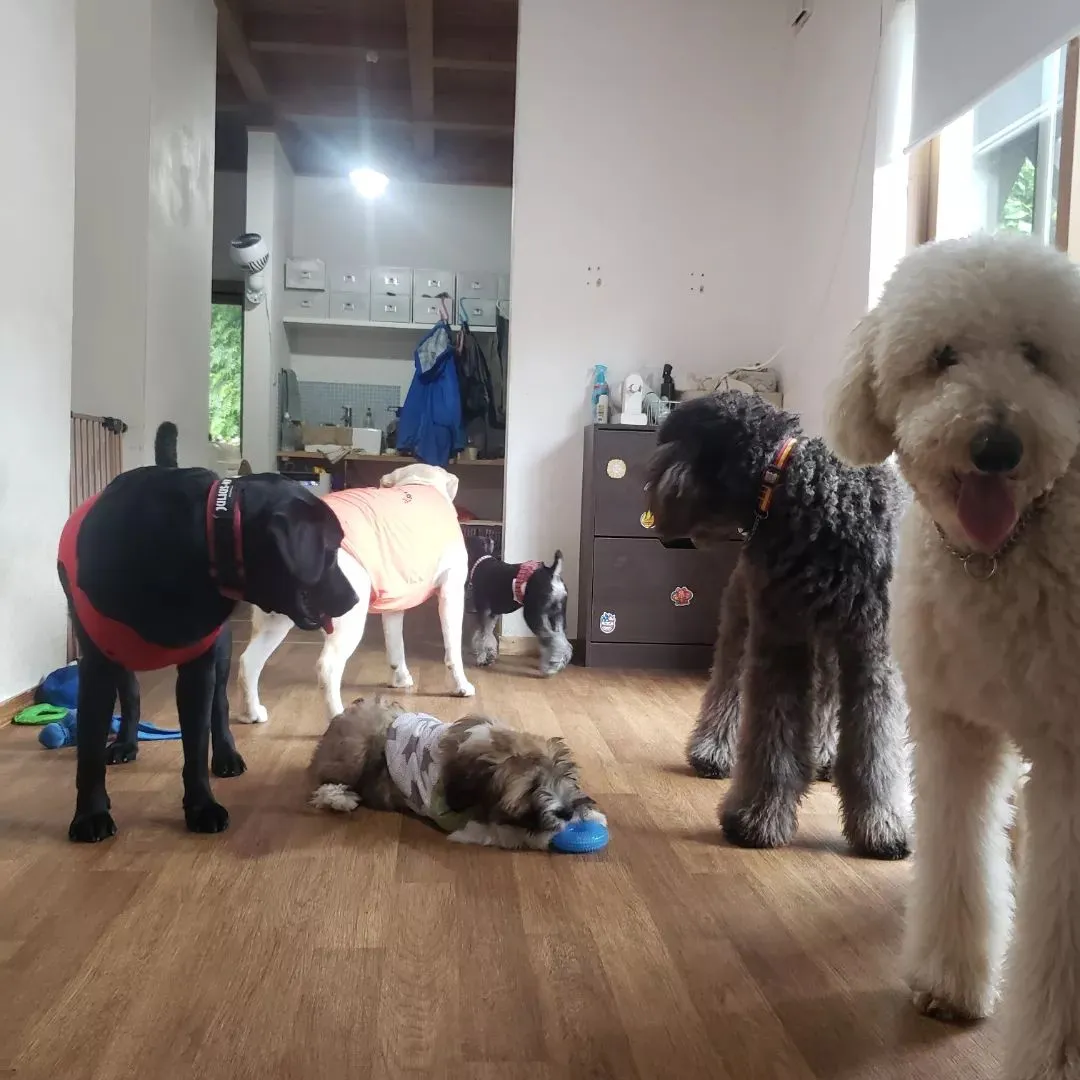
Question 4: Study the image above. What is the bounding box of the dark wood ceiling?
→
[215,0,517,186]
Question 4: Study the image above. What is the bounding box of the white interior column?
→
[241,131,294,474]
[0,1,76,699]
[72,0,217,468]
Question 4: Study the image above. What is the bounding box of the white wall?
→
[777,0,884,436]
[213,169,247,282]
[143,0,217,469]
[243,132,294,471]
[0,0,76,698]
[72,0,217,468]
[504,0,787,634]
[288,178,512,389]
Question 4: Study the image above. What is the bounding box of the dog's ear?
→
[550,550,563,578]
[267,502,343,586]
[827,311,896,465]
[444,471,460,503]
[546,736,577,777]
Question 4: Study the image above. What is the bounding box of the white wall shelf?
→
[283,316,497,333]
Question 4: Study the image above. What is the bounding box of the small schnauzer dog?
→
[646,390,911,860]
[309,696,604,849]
[465,536,572,676]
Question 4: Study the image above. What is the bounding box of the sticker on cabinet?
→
[670,586,694,607]
[599,611,617,634]
[640,510,655,529]
[606,458,627,479]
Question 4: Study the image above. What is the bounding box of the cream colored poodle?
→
[828,232,1080,1080]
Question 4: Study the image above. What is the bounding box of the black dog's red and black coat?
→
[58,427,357,843]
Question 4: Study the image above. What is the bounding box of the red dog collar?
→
[206,478,246,600]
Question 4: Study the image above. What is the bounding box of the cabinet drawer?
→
[588,538,736,645]
[281,288,329,319]
[326,263,370,294]
[414,268,455,299]
[372,266,412,292]
[371,292,412,322]
[459,297,497,326]
[456,271,497,298]
[330,292,370,321]
[284,257,326,291]
[591,428,661,537]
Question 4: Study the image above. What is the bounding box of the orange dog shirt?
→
[322,485,463,613]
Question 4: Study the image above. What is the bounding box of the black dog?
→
[646,391,911,859]
[58,422,358,843]
[465,536,572,676]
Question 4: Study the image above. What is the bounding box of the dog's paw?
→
[721,799,797,849]
[474,647,498,667]
[105,741,139,766]
[842,812,911,859]
[389,667,414,689]
[236,705,268,725]
[310,784,361,812]
[211,748,247,779]
[579,807,607,826]
[911,987,991,1025]
[184,801,230,834]
[450,680,476,698]
[69,810,117,843]
[687,732,735,779]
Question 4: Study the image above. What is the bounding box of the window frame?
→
[908,35,1080,255]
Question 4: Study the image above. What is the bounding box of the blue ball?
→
[550,818,609,854]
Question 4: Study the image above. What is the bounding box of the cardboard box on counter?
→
[301,424,351,447]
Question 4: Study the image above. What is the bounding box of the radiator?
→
[67,413,127,660]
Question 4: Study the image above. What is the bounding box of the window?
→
[936,44,1068,244]
[210,299,243,471]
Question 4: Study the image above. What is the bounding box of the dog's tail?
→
[154,421,178,468]
[550,549,564,578]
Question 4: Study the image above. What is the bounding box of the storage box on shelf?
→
[578,424,737,670]
[284,257,326,291]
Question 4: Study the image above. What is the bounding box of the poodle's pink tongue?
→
[956,474,1017,551]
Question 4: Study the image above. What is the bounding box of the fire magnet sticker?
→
[670,586,694,607]
[640,510,655,529]
[606,458,627,479]
[599,611,617,634]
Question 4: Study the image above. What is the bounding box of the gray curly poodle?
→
[646,391,911,859]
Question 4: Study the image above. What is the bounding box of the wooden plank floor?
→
[0,612,998,1079]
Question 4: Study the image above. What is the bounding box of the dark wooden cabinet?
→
[578,424,739,669]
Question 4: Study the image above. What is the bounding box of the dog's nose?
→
[554,806,574,822]
[969,424,1023,474]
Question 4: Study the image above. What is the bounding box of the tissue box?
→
[301,424,351,447]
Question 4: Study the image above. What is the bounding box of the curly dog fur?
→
[828,232,1080,1079]
[647,390,911,859]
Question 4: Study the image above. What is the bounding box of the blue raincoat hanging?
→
[396,318,465,467]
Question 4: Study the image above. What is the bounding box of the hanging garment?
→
[396,321,465,468]
[456,320,503,458]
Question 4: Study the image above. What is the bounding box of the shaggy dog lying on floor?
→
[646,390,911,859]
[309,696,604,849]
[828,232,1080,1080]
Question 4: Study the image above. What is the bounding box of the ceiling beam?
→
[405,0,436,158]
[280,99,514,136]
[215,0,270,104]
[245,14,516,72]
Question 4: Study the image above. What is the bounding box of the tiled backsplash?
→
[296,381,402,429]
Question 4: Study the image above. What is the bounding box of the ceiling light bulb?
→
[349,167,389,199]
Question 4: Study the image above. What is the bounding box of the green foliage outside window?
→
[210,302,242,445]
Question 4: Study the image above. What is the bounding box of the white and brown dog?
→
[309,695,605,849]
[238,463,474,723]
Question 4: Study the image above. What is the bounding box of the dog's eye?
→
[932,345,958,372]
[1020,341,1044,368]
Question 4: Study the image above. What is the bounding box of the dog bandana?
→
[512,561,543,606]
[384,712,467,832]
[58,491,227,672]
[323,485,463,614]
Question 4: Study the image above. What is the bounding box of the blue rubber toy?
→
[550,818,609,854]
[38,713,181,749]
